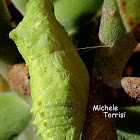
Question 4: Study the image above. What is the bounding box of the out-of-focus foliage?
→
[117,0,140,42]
[0,92,31,140]
[116,106,140,140]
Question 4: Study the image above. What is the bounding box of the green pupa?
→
[9,0,89,139]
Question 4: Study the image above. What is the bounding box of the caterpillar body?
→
[9,0,89,139]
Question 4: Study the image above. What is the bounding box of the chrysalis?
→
[9,0,89,139]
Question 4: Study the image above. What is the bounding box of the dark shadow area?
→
[116,107,140,135]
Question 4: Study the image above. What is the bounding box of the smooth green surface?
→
[10,0,89,139]
[11,0,28,16]
[0,92,31,140]
[116,106,140,140]
[117,0,140,33]
[54,0,103,33]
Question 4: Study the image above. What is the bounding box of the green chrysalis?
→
[9,0,89,139]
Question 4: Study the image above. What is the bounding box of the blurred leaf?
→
[10,0,103,34]
[54,0,103,33]
[0,92,31,140]
[117,0,140,42]
[11,0,28,16]
[116,106,140,139]
[13,117,43,140]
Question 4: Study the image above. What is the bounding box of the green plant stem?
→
[82,0,137,139]
[0,0,22,80]
[96,0,137,80]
